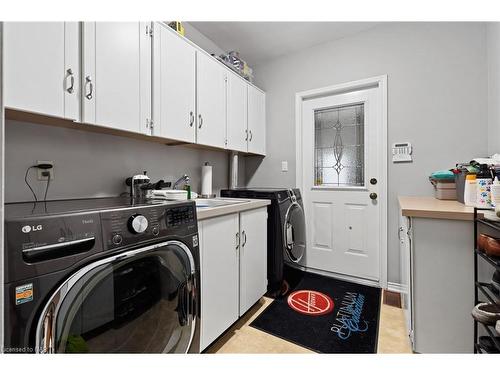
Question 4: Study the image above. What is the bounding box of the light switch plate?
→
[281,161,288,172]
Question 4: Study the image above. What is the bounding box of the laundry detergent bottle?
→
[476,165,493,208]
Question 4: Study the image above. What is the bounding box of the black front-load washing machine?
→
[4,197,200,353]
[221,188,306,296]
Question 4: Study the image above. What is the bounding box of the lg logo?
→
[21,225,43,233]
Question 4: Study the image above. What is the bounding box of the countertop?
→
[196,198,271,220]
[398,196,475,221]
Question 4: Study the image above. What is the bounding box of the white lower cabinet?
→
[199,207,268,351]
[239,208,268,314]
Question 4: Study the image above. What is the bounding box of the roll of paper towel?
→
[201,162,212,196]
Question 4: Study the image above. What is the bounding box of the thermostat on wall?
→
[392,142,413,163]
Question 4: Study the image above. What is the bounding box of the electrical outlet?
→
[37,160,55,181]
[281,161,288,172]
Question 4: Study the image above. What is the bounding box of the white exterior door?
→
[239,208,268,315]
[153,23,196,142]
[199,214,239,351]
[301,87,382,281]
[82,22,151,135]
[196,52,226,148]
[226,73,248,152]
[4,22,80,120]
[247,86,266,155]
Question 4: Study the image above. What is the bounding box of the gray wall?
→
[487,23,500,155]
[184,22,226,57]
[248,22,489,284]
[4,120,239,202]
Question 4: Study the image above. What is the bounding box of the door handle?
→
[235,232,240,250]
[249,130,253,141]
[189,111,194,127]
[85,75,93,100]
[198,114,203,129]
[242,230,247,247]
[369,192,378,200]
[370,178,378,185]
[245,129,248,141]
[66,68,75,94]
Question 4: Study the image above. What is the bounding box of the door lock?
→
[369,192,378,200]
[370,178,378,185]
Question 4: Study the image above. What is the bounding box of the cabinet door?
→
[153,23,196,143]
[199,214,239,350]
[239,208,268,315]
[247,85,266,155]
[226,73,248,152]
[196,52,226,148]
[4,22,79,120]
[82,22,151,135]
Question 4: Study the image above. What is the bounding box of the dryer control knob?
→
[128,214,149,234]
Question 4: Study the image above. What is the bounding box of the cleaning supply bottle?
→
[490,177,500,209]
[476,165,493,208]
[464,174,477,207]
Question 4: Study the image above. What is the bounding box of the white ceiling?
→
[189,22,380,66]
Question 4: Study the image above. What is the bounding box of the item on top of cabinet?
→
[125,171,150,199]
[201,162,215,198]
[472,302,500,325]
[485,236,500,257]
[168,21,185,36]
[464,174,477,206]
[429,176,456,200]
[217,51,254,82]
[150,189,198,200]
[491,177,500,210]
[476,164,493,208]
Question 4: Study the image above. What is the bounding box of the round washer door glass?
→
[284,203,306,263]
[46,242,195,353]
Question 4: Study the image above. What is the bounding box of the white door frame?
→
[295,75,388,289]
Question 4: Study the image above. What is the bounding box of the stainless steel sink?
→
[195,198,249,208]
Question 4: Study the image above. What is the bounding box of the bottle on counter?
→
[490,176,500,209]
[464,174,477,207]
[476,164,493,208]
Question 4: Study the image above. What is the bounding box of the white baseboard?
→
[387,282,404,293]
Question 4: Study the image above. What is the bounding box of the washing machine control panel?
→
[101,202,197,250]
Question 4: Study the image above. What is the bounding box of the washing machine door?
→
[36,240,196,353]
[284,202,306,263]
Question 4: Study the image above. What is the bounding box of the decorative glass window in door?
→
[314,103,365,187]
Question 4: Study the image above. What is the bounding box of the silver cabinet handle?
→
[198,114,203,129]
[85,75,93,100]
[236,232,240,250]
[189,111,194,127]
[242,230,247,247]
[245,129,248,141]
[249,130,253,141]
[66,68,75,94]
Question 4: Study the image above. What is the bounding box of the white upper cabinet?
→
[196,52,227,149]
[226,73,248,153]
[82,22,151,135]
[3,22,80,120]
[153,23,196,143]
[247,85,266,155]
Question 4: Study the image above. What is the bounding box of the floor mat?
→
[250,271,381,353]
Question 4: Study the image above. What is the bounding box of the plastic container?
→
[464,174,477,206]
[490,177,500,208]
[476,164,493,208]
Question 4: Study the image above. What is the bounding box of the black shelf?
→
[476,282,500,304]
[473,208,500,354]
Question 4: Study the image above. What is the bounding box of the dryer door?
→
[284,202,306,263]
[36,240,196,353]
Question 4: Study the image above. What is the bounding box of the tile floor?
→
[206,296,413,354]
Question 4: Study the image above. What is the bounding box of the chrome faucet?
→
[173,174,190,190]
